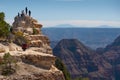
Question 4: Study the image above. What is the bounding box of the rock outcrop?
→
[53,39,96,78]
[12,11,52,54]
[0,45,64,80]
[0,9,65,80]
[53,39,112,80]
[101,35,120,80]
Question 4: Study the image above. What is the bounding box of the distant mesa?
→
[46,24,118,28]
[96,25,114,28]
[48,24,76,28]
[55,24,75,28]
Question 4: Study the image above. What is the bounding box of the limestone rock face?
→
[13,14,42,35]
[0,48,65,80]
[9,43,22,51]
[0,44,6,53]
[0,43,56,70]
[12,12,52,54]
[0,9,65,80]
[0,42,22,53]
[21,51,56,69]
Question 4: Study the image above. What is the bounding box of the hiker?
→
[22,43,27,51]
[18,12,20,17]
[29,10,31,16]
[25,7,28,15]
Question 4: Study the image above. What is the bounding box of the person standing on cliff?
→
[18,12,20,17]
[21,10,24,17]
[25,7,28,15]
[29,10,31,17]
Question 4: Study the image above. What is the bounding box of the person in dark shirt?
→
[25,7,28,15]
[22,43,27,51]
[29,10,31,17]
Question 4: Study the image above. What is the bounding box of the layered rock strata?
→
[12,11,52,54]
[0,9,65,80]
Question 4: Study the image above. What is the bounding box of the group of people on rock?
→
[17,7,31,51]
[18,7,31,17]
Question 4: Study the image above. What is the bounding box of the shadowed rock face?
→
[102,36,120,80]
[53,39,112,79]
[53,39,98,78]
[103,35,120,63]
[105,35,120,51]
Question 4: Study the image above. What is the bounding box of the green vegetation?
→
[33,27,39,35]
[0,12,5,21]
[0,12,10,39]
[0,52,17,76]
[14,31,29,46]
[55,58,71,80]
[55,58,90,80]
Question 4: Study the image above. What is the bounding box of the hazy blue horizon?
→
[0,0,120,27]
[42,24,120,28]
[42,28,120,49]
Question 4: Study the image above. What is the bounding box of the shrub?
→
[0,12,5,21]
[33,27,39,35]
[55,58,71,80]
[0,12,10,39]
[14,31,29,46]
[0,52,17,76]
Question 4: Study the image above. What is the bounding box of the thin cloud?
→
[6,19,120,28]
[40,20,120,28]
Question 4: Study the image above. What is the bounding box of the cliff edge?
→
[0,9,65,80]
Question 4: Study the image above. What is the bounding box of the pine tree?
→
[0,12,10,39]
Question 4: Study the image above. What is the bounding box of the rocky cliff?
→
[102,35,120,80]
[53,39,112,80]
[0,43,65,80]
[0,9,65,80]
[12,10,52,54]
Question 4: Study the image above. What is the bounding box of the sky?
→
[0,0,120,27]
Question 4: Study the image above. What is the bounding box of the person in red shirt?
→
[22,43,27,51]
